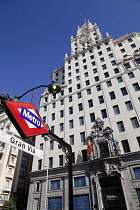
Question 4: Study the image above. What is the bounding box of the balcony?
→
[8,161,16,167]
[6,173,13,179]
[11,148,18,156]
[3,186,11,192]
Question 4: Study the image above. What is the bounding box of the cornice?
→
[113,32,140,44]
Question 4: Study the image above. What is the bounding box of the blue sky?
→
[0,0,140,107]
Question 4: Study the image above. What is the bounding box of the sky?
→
[0,0,140,108]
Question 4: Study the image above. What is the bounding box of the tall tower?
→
[27,21,140,210]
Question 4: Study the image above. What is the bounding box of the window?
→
[104,72,109,78]
[60,99,64,105]
[68,60,71,64]
[87,89,91,95]
[111,60,116,66]
[50,126,54,133]
[133,83,140,91]
[102,64,107,70]
[70,135,74,145]
[43,116,46,123]
[121,140,130,153]
[40,143,43,150]
[68,66,71,70]
[44,97,48,102]
[52,102,56,108]
[100,57,104,62]
[97,45,100,50]
[69,96,72,102]
[82,150,87,161]
[48,197,62,210]
[77,92,82,98]
[84,72,88,77]
[113,105,120,115]
[136,190,140,203]
[106,47,111,52]
[38,159,42,170]
[59,155,63,166]
[35,182,40,192]
[82,59,86,63]
[118,43,122,47]
[68,79,72,84]
[44,106,47,112]
[131,44,136,48]
[98,51,102,56]
[117,121,125,132]
[90,55,94,59]
[124,63,131,69]
[80,132,85,143]
[72,152,75,163]
[52,113,55,121]
[106,81,112,87]
[121,87,128,96]
[89,49,93,53]
[117,76,123,83]
[125,101,133,111]
[93,68,97,74]
[90,113,95,122]
[77,84,81,89]
[51,180,60,190]
[75,69,79,73]
[78,103,83,111]
[98,95,104,104]
[130,117,139,128]
[109,91,116,100]
[50,141,54,150]
[121,48,125,53]
[79,116,84,125]
[82,53,85,57]
[88,99,93,108]
[69,106,73,115]
[128,38,132,42]
[94,76,99,82]
[60,123,64,132]
[114,68,119,74]
[69,87,72,93]
[83,65,87,70]
[101,109,107,119]
[105,41,109,46]
[49,157,53,168]
[68,72,71,77]
[134,168,140,179]
[137,136,140,147]
[135,58,140,65]
[85,80,90,86]
[128,72,135,79]
[96,85,101,91]
[73,195,90,210]
[92,61,96,66]
[109,53,114,58]
[69,120,74,129]
[75,62,78,67]
[74,176,86,187]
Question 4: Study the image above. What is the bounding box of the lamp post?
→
[44,165,48,210]
[0,82,74,210]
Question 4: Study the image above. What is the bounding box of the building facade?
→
[27,20,140,210]
[0,113,32,209]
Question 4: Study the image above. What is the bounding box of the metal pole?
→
[47,131,73,210]
[44,165,48,210]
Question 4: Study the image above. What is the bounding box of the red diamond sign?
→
[2,101,49,138]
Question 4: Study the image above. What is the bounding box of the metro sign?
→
[2,101,49,138]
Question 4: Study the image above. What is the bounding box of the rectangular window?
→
[100,57,105,62]
[40,143,44,150]
[134,168,140,179]
[98,51,102,56]
[83,65,87,70]
[121,48,125,53]
[85,80,90,86]
[106,81,112,87]
[114,68,119,74]
[77,92,82,99]
[130,117,139,128]
[113,105,120,115]
[44,106,47,112]
[102,64,107,70]
[75,62,78,67]
[69,87,72,93]
[68,66,71,70]
[101,109,107,119]
[131,44,136,48]
[78,103,83,111]
[72,152,75,163]
[109,53,114,58]
[87,89,91,95]
[98,95,104,104]
[121,87,128,96]
[109,91,116,100]
[104,72,109,78]
[69,120,74,129]
[118,43,123,47]
[52,102,56,108]
[88,99,93,108]
[79,116,84,126]
[106,47,111,52]
[117,121,125,132]
[60,110,64,118]
[52,113,55,121]
[82,59,86,63]
[80,132,85,143]
[74,176,86,187]
[38,160,42,170]
[93,68,97,74]
[73,195,90,209]
[117,76,123,83]
[60,123,64,132]
[133,83,140,91]
[111,60,116,66]
[90,113,95,122]
[90,55,94,59]
[128,38,132,42]
[60,100,64,105]
[92,61,96,66]
[59,155,63,166]
[124,63,131,69]
[82,150,87,161]
[43,116,46,123]
[50,141,54,150]
[75,69,79,73]
[96,85,101,91]
[50,126,54,133]
[84,72,88,77]
[135,58,140,65]
[121,140,130,153]
[137,136,140,147]
[77,84,81,89]
[49,157,53,168]
[128,72,135,79]
[76,76,80,81]
[136,190,140,203]
[95,76,99,82]
[69,96,72,102]
[69,106,73,115]
[70,135,74,145]
[48,197,62,210]
[125,101,133,111]
[51,180,60,190]
[68,72,71,77]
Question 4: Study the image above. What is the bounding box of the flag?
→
[87,139,93,155]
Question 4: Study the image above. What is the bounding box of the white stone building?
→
[27,20,140,210]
